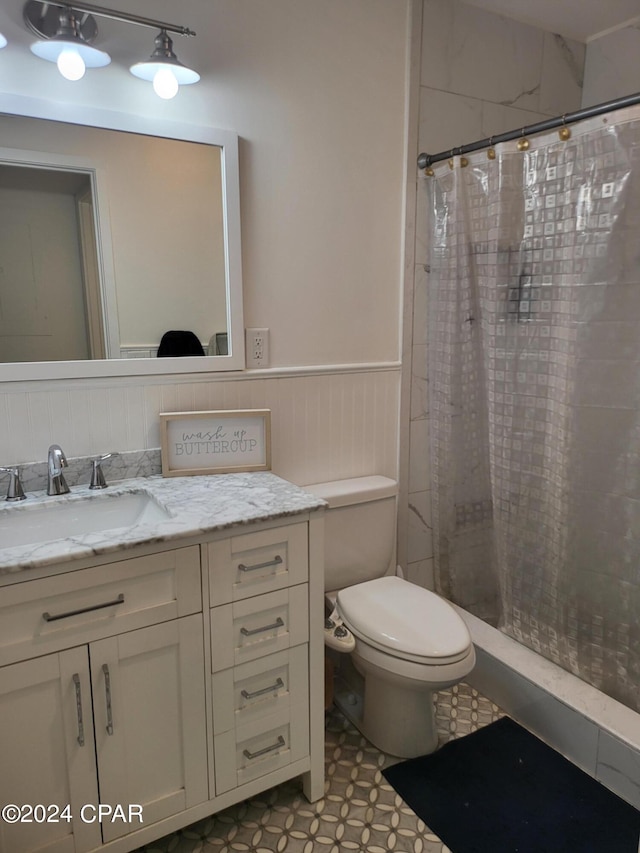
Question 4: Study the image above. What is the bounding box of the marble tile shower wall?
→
[582,23,640,108]
[0,369,399,488]
[406,0,586,590]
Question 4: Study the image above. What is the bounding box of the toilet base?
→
[330,636,475,758]
[360,671,439,758]
[347,640,475,758]
[331,656,439,758]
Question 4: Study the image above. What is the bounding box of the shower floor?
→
[134,682,504,853]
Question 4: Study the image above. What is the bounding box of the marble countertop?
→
[0,472,326,576]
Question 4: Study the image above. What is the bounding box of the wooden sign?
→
[159,409,271,476]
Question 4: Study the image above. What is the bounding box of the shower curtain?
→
[427,107,640,713]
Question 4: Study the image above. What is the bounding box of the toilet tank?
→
[304,476,397,592]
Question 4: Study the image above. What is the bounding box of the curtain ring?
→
[487,136,496,160]
[559,115,571,141]
[448,147,469,168]
[516,128,530,152]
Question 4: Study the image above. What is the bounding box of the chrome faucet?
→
[90,453,114,490]
[0,467,26,501]
[47,445,70,495]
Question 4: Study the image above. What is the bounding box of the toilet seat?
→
[337,576,472,666]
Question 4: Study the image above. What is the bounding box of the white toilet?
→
[306,475,476,758]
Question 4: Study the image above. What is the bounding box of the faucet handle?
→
[0,466,27,502]
[89,453,115,490]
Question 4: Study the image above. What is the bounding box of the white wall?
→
[0,1,409,482]
[399,0,586,584]
[582,22,640,108]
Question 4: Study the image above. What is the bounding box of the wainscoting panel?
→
[0,366,400,488]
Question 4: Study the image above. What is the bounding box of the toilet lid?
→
[337,576,472,665]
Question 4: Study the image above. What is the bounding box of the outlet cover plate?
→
[246,328,270,368]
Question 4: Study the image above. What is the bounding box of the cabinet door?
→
[0,647,101,853]
[90,616,208,843]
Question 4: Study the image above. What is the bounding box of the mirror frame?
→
[0,93,245,382]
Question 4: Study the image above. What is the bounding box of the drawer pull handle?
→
[238,555,283,573]
[43,593,125,622]
[243,735,285,760]
[241,616,284,637]
[241,677,284,700]
[72,673,85,747]
[102,664,114,736]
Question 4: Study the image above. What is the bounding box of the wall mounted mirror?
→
[0,93,245,381]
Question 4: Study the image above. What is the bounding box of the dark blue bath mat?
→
[382,716,640,853]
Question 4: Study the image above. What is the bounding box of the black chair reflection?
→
[157,331,206,357]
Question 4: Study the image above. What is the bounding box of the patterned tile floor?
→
[137,683,503,853]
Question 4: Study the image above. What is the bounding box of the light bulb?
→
[57,48,86,81]
[153,67,179,99]
[0,34,7,49]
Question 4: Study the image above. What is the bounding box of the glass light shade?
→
[31,38,111,73]
[130,59,200,87]
[0,33,7,49]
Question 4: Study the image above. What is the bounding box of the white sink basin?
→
[0,491,172,550]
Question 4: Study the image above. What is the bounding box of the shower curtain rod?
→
[417,90,640,170]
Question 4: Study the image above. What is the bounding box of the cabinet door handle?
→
[238,555,283,573]
[43,593,125,622]
[72,673,85,747]
[240,616,284,637]
[102,664,114,735]
[241,677,284,700]
[243,735,285,760]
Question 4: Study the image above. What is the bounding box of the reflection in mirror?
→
[0,114,227,364]
[0,164,100,363]
[0,97,244,381]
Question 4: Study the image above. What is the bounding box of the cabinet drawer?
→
[208,522,308,605]
[212,645,308,734]
[214,706,309,794]
[211,586,308,671]
[0,547,202,666]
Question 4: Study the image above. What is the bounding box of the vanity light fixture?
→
[23,0,198,97]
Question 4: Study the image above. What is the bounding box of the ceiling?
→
[463,0,640,43]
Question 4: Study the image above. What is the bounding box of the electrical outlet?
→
[245,327,270,368]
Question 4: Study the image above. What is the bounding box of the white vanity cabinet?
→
[0,546,207,853]
[0,505,324,853]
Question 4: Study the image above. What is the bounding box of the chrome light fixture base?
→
[24,0,98,43]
